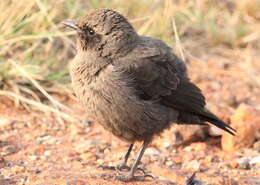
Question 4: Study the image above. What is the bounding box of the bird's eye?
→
[88,28,95,35]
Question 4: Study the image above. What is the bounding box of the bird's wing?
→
[114,37,205,110]
[114,37,235,135]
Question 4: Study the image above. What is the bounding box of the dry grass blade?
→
[9,60,73,112]
[7,60,78,125]
[0,90,78,122]
[0,32,74,46]
[172,18,185,61]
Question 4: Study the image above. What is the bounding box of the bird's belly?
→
[71,69,177,142]
[74,85,140,142]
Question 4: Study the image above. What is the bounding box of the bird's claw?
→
[98,165,117,171]
[115,173,155,182]
[117,164,130,171]
[118,165,146,174]
[98,164,146,174]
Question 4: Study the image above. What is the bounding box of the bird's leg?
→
[98,143,135,171]
[117,143,133,170]
[186,172,196,185]
[115,139,155,182]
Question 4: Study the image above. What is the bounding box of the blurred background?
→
[0,0,259,184]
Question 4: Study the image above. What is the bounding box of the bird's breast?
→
[69,59,175,142]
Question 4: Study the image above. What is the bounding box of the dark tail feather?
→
[199,109,236,135]
[203,116,236,135]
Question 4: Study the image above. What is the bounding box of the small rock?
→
[44,150,51,156]
[253,140,260,152]
[80,152,97,161]
[30,169,41,174]
[209,125,223,136]
[145,147,160,156]
[74,139,103,153]
[236,157,251,170]
[96,159,103,165]
[69,123,83,135]
[35,135,51,145]
[229,160,238,169]
[0,156,6,168]
[67,180,86,185]
[182,160,200,171]
[249,156,260,166]
[184,146,193,152]
[29,155,39,161]
[2,145,18,156]
[222,104,260,152]
[190,142,207,151]
[204,156,213,165]
[0,118,12,129]
[166,160,173,166]
[11,165,26,174]
[238,161,250,170]
[1,168,12,178]
[172,125,207,145]
[163,141,171,148]
[247,177,260,185]
[154,178,176,185]
[172,156,183,164]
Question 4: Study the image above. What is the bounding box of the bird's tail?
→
[200,109,236,135]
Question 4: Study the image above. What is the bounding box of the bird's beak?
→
[61,20,83,33]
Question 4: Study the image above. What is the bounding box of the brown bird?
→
[62,8,236,181]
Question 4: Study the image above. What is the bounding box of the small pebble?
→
[29,155,39,161]
[209,126,222,136]
[96,159,103,165]
[229,160,238,169]
[163,141,171,148]
[190,143,206,151]
[44,150,51,156]
[165,160,173,166]
[145,148,160,156]
[183,160,200,171]
[253,140,260,152]
[67,180,86,185]
[0,118,11,129]
[2,145,18,155]
[172,156,182,164]
[36,134,51,144]
[12,165,26,174]
[204,156,213,164]
[236,158,251,170]
[184,146,193,152]
[249,156,260,166]
[80,152,97,161]
[0,156,6,168]
[30,169,41,174]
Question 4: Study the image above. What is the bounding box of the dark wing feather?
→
[161,82,206,112]
[114,36,236,135]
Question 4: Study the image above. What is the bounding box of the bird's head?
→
[62,9,138,58]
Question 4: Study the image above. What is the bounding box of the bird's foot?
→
[98,165,118,171]
[186,172,198,185]
[98,164,146,174]
[115,173,155,182]
[98,164,130,172]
